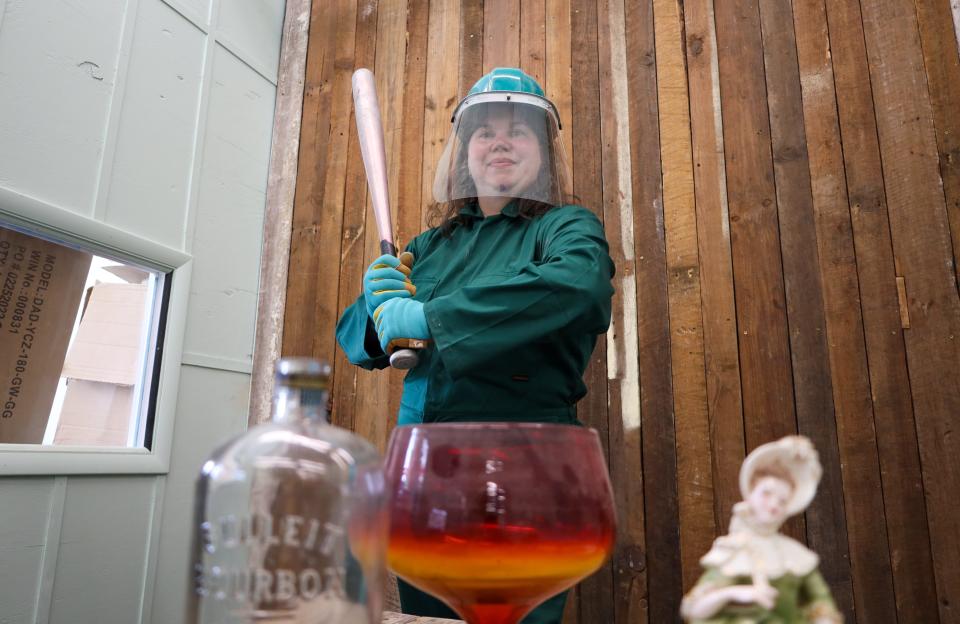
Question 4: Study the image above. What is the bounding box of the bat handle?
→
[389,348,420,369]
[380,238,422,370]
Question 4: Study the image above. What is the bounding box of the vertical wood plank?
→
[626,0,683,619]
[785,0,897,619]
[249,0,312,424]
[682,0,746,534]
[571,2,613,622]
[483,0,519,71]
[333,0,377,434]
[914,0,960,285]
[652,0,715,591]
[397,0,429,283]
[375,0,407,264]
[308,0,361,371]
[352,0,408,453]
[714,0,797,448]
[421,2,461,231]
[459,0,484,99]
[598,2,646,622]
[545,0,573,169]
[520,0,546,85]
[283,0,337,358]
[825,0,941,615]
[545,9,578,620]
[756,0,857,611]
[859,0,960,619]
[390,0,429,422]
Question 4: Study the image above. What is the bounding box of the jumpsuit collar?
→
[458,199,522,220]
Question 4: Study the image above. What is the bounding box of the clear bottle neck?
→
[271,384,330,424]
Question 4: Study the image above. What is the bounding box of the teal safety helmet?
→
[452,67,562,130]
[435,67,571,205]
[469,66,545,96]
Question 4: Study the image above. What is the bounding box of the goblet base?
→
[454,602,532,624]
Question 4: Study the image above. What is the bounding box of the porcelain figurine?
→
[681,436,843,623]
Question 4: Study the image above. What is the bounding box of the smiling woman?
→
[431,68,572,216]
[335,67,615,624]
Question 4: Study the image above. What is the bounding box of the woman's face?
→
[746,475,793,527]
[466,109,543,197]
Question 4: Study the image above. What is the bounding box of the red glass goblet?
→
[384,423,616,624]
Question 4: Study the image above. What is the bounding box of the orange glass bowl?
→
[384,423,617,624]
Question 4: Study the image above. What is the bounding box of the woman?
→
[336,67,615,624]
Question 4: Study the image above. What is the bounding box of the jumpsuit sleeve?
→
[334,237,423,371]
[334,294,390,370]
[423,206,614,379]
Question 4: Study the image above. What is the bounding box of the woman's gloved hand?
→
[363,252,415,319]
[373,297,430,353]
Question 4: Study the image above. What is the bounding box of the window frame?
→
[0,187,191,475]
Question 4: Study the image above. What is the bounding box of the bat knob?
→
[389,348,419,370]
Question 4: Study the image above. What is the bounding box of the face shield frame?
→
[432,92,572,207]
[450,91,563,130]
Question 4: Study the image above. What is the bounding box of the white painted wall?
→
[0,0,285,621]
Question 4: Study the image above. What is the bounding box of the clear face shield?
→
[432,93,573,206]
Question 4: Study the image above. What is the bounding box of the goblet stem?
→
[455,603,528,624]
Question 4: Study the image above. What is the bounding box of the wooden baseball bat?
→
[351,68,423,370]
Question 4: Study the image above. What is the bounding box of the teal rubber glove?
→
[363,252,415,319]
[373,297,430,354]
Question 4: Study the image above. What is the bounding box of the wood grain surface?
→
[681,0,745,544]
[756,0,855,616]
[569,3,613,622]
[274,1,960,621]
[597,2,646,622]
[652,0,715,591]
[824,0,940,618]
[859,0,960,620]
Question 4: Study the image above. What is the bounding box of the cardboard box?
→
[60,281,148,385]
[52,381,134,446]
[0,227,92,443]
[54,279,149,446]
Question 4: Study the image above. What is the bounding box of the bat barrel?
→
[352,68,394,246]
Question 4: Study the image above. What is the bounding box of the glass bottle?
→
[187,357,387,623]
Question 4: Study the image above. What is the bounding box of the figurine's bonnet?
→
[739,435,822,516]
[701,436,823,579]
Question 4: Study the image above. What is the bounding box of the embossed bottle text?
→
[187,359,387,623]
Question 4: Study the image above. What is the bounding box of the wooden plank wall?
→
[282,1,960,622]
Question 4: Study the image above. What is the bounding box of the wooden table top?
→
[382,611,464,623]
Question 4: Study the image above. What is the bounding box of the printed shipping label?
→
[0,227,91,443]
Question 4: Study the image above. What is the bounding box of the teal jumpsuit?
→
[335,201,615,623]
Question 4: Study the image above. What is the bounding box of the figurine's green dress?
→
[685,568,841,624]
[682,501,843,624]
